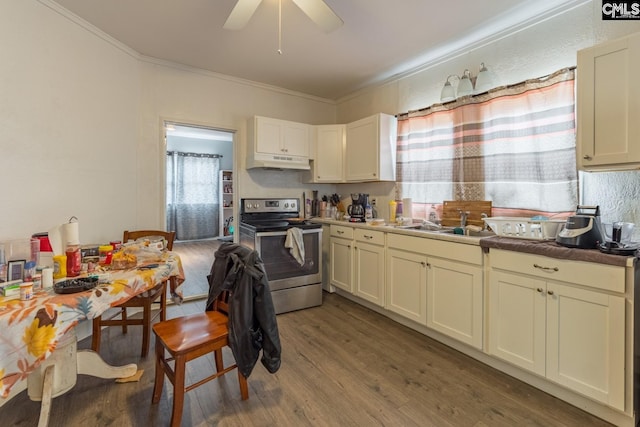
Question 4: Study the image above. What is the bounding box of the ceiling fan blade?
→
[291,0,343,33]
[224,0,263,30]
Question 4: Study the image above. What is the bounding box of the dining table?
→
[0,247,185,424]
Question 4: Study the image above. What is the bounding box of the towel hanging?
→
[284,228,305,266]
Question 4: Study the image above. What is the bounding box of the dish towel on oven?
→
[285,227,305,266]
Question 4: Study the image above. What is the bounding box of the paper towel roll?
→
[402,198,413,219]
[48,218,80,255]
[63,220,80,246]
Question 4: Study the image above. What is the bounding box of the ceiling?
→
[52,0,583,100]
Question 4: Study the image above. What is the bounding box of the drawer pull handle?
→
[337,230,344,235]
[364,235,373,240]
[536,288,544,293]
[583,154,592,161]
[533,263,558,272]
[547,290,555,296]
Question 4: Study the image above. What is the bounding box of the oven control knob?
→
[291,202,296,209]
[284,202,289,208]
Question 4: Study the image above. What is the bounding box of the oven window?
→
[257,232,319,281]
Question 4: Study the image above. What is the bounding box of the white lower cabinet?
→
[386,233,483,346]
[329,225,354,293]
[386,247,428,325]
[427,258,483,349]
[353,229,385,306]
[488,250,625,410]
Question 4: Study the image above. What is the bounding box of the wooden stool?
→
[151,291,248,427]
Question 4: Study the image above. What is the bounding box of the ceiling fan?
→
[224,0,343,33]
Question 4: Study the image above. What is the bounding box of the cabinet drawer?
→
[355,229,385,245]
[490,249,624,293]
[387,233,482,265]
[330,224,354,239]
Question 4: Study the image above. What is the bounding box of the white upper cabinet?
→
[310,124,345,183]
[345,113,397,182]
[246,116,311,170]
[577,32,640,170]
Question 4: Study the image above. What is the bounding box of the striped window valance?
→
[396,68,578,219]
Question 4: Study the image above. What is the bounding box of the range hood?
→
[246,153,311,170]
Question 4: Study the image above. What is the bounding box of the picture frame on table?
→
[7,260,25,281]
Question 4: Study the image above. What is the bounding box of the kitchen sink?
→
[426,228,456,233]
[392,223,495,237]
[465,229,496,237]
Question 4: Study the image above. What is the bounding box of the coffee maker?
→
[348,193,368,222]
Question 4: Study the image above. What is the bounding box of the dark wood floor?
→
[1,291,612,427]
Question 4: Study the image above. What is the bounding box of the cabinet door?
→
[314,125,344,182]
[386,248,427,325]
[354,241,385,306]
[427,258,483,349]
[330,237,353,292]
[488,270,546,376]
[345,115,379,181]
[255,117,283,155]
[546,283,625,410]
[282,122,310,157]
[578,33,640,169]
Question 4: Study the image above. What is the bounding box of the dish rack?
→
[482,217,565,240]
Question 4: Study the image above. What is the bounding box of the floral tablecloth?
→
[0,251,184,399]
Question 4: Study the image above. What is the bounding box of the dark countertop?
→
[480,236,635,267]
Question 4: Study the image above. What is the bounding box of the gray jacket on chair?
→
[205,242,282,378]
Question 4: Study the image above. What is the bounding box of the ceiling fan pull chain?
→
[277,0,283,55]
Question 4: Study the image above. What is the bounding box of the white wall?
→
[0,1,140,244]
[0,1,336,245]
[335,1,640,228]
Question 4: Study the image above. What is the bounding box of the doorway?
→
[164,122,234,242]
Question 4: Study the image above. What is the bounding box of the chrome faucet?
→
[458,209,470,227]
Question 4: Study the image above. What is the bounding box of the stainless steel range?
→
[239,198,322,314]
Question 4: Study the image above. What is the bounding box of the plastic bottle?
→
[66,245,81,277]
[389,200,397,223]
[99,245,114,266]
[53,255,67,279]
[365,199,373,221]
[429,204,439,223]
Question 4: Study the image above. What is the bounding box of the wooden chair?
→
[151,290,248,427]
[91,230,176,358]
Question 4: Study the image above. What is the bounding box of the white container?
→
[483,217,565,240]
